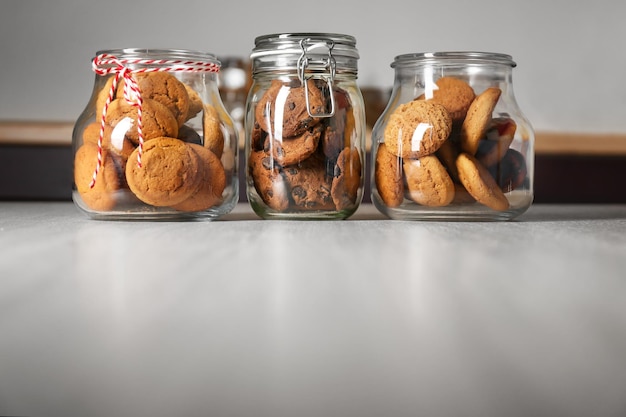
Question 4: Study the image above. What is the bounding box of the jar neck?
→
[94,48,221,71]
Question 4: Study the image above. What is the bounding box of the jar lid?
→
[250,33,359,75]
[392,51,516,68]
[252,33,359,58]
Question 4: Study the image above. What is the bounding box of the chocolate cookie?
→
[375,142,404,207]
[265,123,322,166]
[489,148,527,193]
[383,99,452,159]
[248,150,289,211]
[282,155,335,210]
[125,137,202,207]
[255,79,326,138]
[331,147,362,211]
[322,88,354,160]
[403,155,455,207]
[476,117,517,167]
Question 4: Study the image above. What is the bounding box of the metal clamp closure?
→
[297,38,336,118]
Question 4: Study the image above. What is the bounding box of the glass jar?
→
[245,33,366,219]
[371,52,534,221]
[72,48,238,220]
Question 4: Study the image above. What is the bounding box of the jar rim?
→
[392,51,516,68]
[94,48,221,66]
[251,33,359,59]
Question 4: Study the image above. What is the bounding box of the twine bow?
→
[88,53,220,189]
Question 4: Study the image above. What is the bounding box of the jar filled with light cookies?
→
[72,49,238,220]
[371,52,534,221]
[245,33,366,219]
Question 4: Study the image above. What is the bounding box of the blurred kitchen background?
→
[1,0,625,202]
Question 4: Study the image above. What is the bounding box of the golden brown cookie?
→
[331,147,362,211]
[95,76,116,120]
[403,155,455,207]
[82,122,136,161]
[375,142,404,207]
[460,87,502,155]
[172,144,226,211]
[423,77,475,123]
[383,100,452,159]
[117,72,190,126]
[105,98,178,145]
[184,83,204,121]
[255,79,325,138]
[282,154,335,210]
[249,150,289,211]
[476,117,517,167]
[203,103,224,158]
[456,152,509,211]
[265,124,322,166]
[125,137,202,207]
[435,138,460,182]
[74,142,122,211]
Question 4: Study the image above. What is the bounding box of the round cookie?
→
[282,154,335,210]
[105,98,178,145]
[460,87,502,155]
[435,138,460,182]
[248,150,289,211]
[255,79,325,138]
[331,147,362,211]
[265,123,322,166]
[184,83,204,121]
[322,88,354,160]
[383,99,452,159]
[172,144,226,211]
[74,142,122,211]
[490,148,527,193]
[117,72,190,126]
[177,124,203,145]
[95,76,116,121]
[125,137,202,207]
[375,142,404,207]
[423,76,476,123]
[476,117,517,167]
[456,152,509,211]
[403,155,455,207]
[203,104,224,158]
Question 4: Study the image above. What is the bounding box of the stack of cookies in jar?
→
[375,77,527,212]
[248,79,362,215]
[74,72,229,213]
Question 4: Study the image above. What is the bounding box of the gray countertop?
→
[1,202,626,417]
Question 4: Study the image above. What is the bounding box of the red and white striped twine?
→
[88,53,220,189]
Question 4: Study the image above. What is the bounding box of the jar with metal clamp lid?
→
[245,33,366,219]
[371,51,534,221]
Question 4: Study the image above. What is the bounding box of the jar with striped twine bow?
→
[72,49,240,220]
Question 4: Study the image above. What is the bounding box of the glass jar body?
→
[245,33,366,219]
[371,52,534,221]
[72,49,238,220]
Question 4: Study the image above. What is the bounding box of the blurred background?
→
[1,0,625,202]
